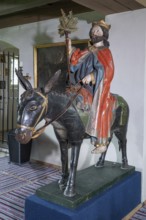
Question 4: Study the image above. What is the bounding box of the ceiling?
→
[0,0,145,29]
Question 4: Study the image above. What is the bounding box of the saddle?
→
[66,84,93,127]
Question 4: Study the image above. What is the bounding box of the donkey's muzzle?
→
[15,128,32,144]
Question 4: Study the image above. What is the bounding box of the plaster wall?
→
[106,9,146,200]
[0,9,145,198]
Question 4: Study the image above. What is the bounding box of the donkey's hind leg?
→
[114,128,128,169]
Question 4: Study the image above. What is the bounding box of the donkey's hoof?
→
[121,163,129,170]
[58,179,67,191]
[95,161,104,168]
[64,187,76,197]
[59,183,66,191]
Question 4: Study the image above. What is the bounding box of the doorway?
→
[0,43,19,150]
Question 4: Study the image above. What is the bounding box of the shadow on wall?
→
[77,11,104,23]
[31,130,60,162]
[33,24,53,45]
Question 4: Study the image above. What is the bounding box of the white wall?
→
[0,9,146,199]
[106,9,146,200]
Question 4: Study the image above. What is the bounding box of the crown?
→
[92,20,111,30]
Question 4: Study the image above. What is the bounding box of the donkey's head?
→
[15,68,61,144]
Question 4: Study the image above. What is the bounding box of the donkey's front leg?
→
[95,138,111,168]
[58,141,69,190]
[64,142,81,197]
[95,151,107,168]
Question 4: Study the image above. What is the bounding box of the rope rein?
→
[17,84,82,139]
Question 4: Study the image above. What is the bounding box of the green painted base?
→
[36,161,135,209]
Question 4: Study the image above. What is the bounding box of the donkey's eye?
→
[30,105,38,111]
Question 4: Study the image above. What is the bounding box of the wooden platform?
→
[25,169,141,220]
[36,161,135,209]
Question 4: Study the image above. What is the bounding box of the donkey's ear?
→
[44,69,61,94]
[15,68,33,91]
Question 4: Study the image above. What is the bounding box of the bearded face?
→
[90,36,104,44]
[89,25,104,45]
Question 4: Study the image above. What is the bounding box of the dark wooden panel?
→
[73,0,115,15]
[0,0,59,16]
[0,0,145,29]
[96,0,130,12]
[0,1,92,29]
[73,0,145,14]
[115,0,145,10]
[91,0,127,13]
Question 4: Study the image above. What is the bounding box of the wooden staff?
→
[58,9,78,83]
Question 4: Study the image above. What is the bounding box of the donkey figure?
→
[15,68,129,197]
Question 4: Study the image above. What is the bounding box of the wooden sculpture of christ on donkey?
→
[15,10,129,200]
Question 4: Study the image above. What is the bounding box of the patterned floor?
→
[127,201,146,220]
[0,157,60,220]
[130,207,146,219]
